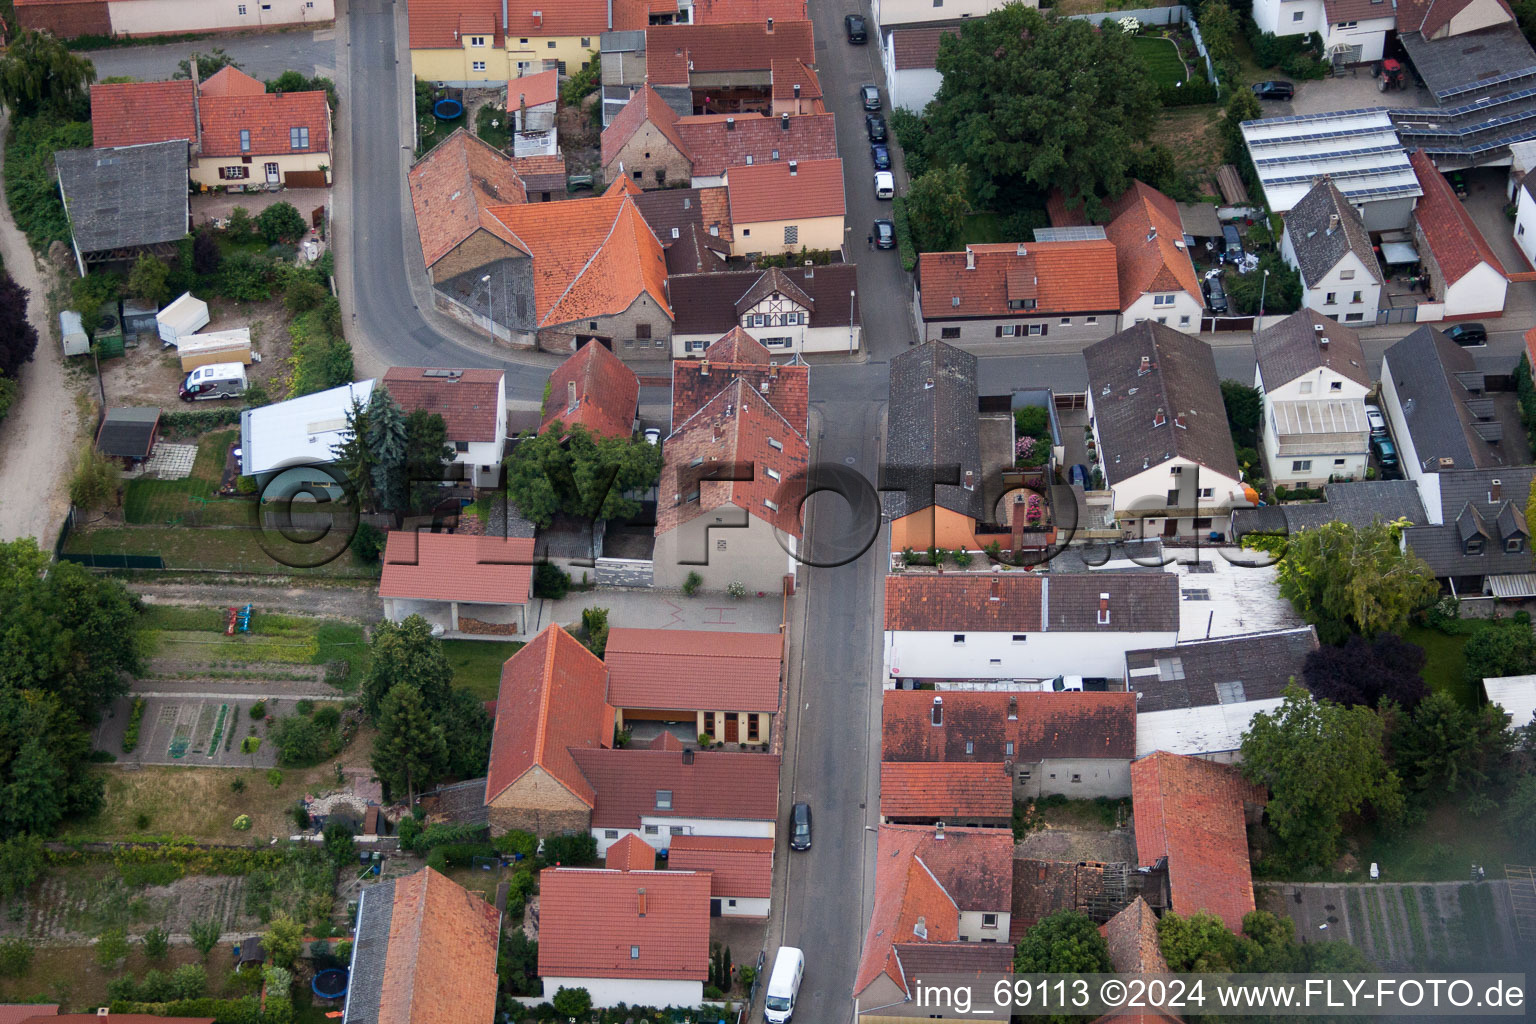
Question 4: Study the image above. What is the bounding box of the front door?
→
[724,716,739,743]
[1162,518,1179,538]
[710,898,722,917]
[265,162,280,185]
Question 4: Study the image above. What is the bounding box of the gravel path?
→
[0,110,82,549]
[131,578,382,621]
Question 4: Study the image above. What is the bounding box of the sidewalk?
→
[530,588,786,634]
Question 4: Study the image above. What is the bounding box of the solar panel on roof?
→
[1032,225,1108,242]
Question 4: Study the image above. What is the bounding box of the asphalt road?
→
[82,27,338,81]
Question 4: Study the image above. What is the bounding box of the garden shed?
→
[95,407,161,464]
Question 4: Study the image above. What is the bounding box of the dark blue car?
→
[871,144,891,170]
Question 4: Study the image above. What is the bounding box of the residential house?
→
[871,0,1025,31]
[0,1006,58,1023]
[54,141,189,276]
[1253,310,1372,488]
[1410,151,1508,317]
[190,67,331,188]
[1280,180,1384,323]
[883,340,984,551]
[883,573,1180,685]
[879,762,1012,827]
[508,69,558,130]
[238,379,375,482]
[16,0,331,39]
[863,944,1016,1023]
[604,627,782,746]
[771,59,823,115]
[89,79,197,149]
[539,339,641,440]
[381,367,508,487]
[1131,751,1267,931]
[408,0,607,86]
[633,185,732,252]
[1085,322,1250,538]
[538,858,711,1007]
[343,867,500,1024]
[726,157,846,257]
[1379,327,1510,501]
[1239,110,1420,229]
[882,688,1139,800]
[670,329,810,426]
[668,265,861,355]
[378,532,535,636]
[512,154,567,202]
[1104,182,1205,333]
[653,377,809,591]
[601,84,694,187]
[1136,698,1285,762]
[646,20,816,115]
[96,407,161,466]
[674,111,838,187]
[853,825,1014,1020]
[1403,468,1536,598]
[663,834,775,918]
[1249,0,1394,64]
[1482,674,1536,731]
[916,241,1121,351]
[880,26,958,114]
[1514,170,1536,269]
[1102,897,1169,975]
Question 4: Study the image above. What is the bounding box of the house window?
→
[764,498,779,511]
[999,325,1018,337]
[1197,487,1214,499]
[1017,769,1031,783]
[1345,312,1365,322]
[644,824,659,834]
[1336,458,1347,465]
[965,740,974,755]
[1215,680,1247,704]
[1340,269,1356,280]
[519,37,529,43]
[1027,324,1045,336]
[670,825,684,835]
[1157,656,1185,681]
[1325,292,1337,304]
[768,437,783,450]
[239,129,251,153]
[655,790,673,810]
[472,61,487,71]
[716,538,727,550]
[748,715,760,741]
[952,633,965,644]
[636,323,651,339]
[766,467,781,481]
[1182,588,1210,600]
[1059,317,1071,326]
[237,3,246,12]
[1352,291,1363,303]
[604,829,619,839]
[219,166,250,180]
[290,126,310,149]
[685,340,707,352]
[1467,538,1485,554]
[1086,316,1098,324]
[1153,294,1174,306]
[631,170,643,180]
[1157,317,1167,325]
[548,40,556,46]
[1005,741,1014,756]
[1167,490,1181,506]
[784,225,798,245]
[941,327,960,339]
[982,913,998,928]
[581,36,591,45]
[470,35,485,46]
[1337,19,1357,26]
[1330,381,1343,391]
[1299,381,1314,394]
[1007,298,1037,311]
[1292,460,1312,472]
[1179,315,1191,326]
[1011,634,1026,643]
[454,441,469,453]
[1293,9,1305,18]
[932,703,943,726]
[753,314,765,327]
[1071,774,1082,783]
[1508,537,1525,553]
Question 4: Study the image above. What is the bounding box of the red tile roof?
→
[1131,751,1266,931]
[882,689,1139,762]
[198,89,330,159]
[37,1018,209,1024]
[377,868,501,1024]
[1104,181,1203,310]
[673,111,837,179]
[408,128,529,268]
[1102,896,1169,975]
[605,832,658,870]
[651,730,686,750]
[879,762,1012,820]
[378,531,533,605]
[511,153,566,192]
[540,340,640,440]
[538,867,712,980]
[771,59,822,102]
[884,574,1044,631]
[382,366,504,442]
[506,0,609,36]
[671,333,809,434]
[90,81,197,148]
[691,0,808,23]
[408,0,502,49]
[656,379,809,538]
[602,84,692,169]
[0,1008,58,1024]
[1525,325,1536,370]
[199,66,266,97]
[569,748,781,828]
[1410,149,1508,284]
[1399,0,1514,35]
[727,157,844,223]
[666,835,774,898]
[508,69,559,109]
[485,624,613,807]
[647,20,815,85]
[890,26,959,70]
[919,241,1121,319]
[605,627,782,713]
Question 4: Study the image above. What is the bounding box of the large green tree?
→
[371,683,449,804]
[903,165,971,253]
[1387,691,1513,807]
[0,30,95,118]
[1463,621,1536,686]
[923,5,1160,210]
[361,614,453,721]
[1013,910,1113,973]
[1241,686,1403,870]
[1273,519,1439,644]
[505,423,664,529]
[403,409,455,512]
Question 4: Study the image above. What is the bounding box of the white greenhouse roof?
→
[1135,697,1284,757]
[1240,108,1422,213]
[1483,674,1536,730]
[240,379,375,476]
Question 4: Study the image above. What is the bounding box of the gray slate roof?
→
[1045,572,1180,632]
[95,406,160,458]
[1125,626,1319,713]
[1405,467,1536,579]
[1383,326,1507,473]
[1232,479,1428,540]
[343,876,397,1024]
[54,141,188,255]
[1085,321,1240,487]
[884,340,984,520]
[1253,308,1371,391]
[1284,180,1383,289]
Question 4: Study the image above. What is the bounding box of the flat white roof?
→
[1270,397,1367,435]
[1482,674,1536,729]
[1173,555,1304,641]
[240,379,375,476]
[1135,697,1284,757]
[1240,108,1422,213]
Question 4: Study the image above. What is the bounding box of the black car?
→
[790,802,812,851]
[1251,80,1295,101]
[874,219,895,249]
[865,113,887,142]
[844,13,867,43]
[1445,322,1488,346]
[861,84,881,111]
[1202,273,1228,314]
[871,144,891,170]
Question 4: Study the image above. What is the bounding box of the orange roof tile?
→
[1410,150,1507,285]
[601,84,692,169]
[673,111,836,179]
[1102,897,1169,975]
[90,81,197,149]
[1104,181,1203,311]
[198,65,266,97]
[656,379,809,538]
[771,59,822,101]
[604,627,782,713]
[375,868,501,1024]
[604,833,657,871]
[879,762,1012,820]
[692,0,808,23]
[0,1008,57,1024]
[882,689,1139,762]
[485,625,614,806]
[540,339,640,440]
[508,69,559,109]
[727,157,843,223]
[571,748,781,827]
[671,332,809,434]
[1131,751,1266,931]
[506,0,609,36]
[538,867,712,979]
[197,88,329,159]
[919,241,1120,319]
[667,835,774,899]
[408,128,530,267]
[378,531,533,605]
[382,366,504,441]
[408,0,503,48]
[647,20,814,85]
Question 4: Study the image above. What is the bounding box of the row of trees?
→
[333,389,455,517]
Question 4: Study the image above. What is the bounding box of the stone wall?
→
[488,805,590,837]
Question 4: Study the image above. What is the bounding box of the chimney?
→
[1174,414,1186,429]
[934,822,945,841]
[767,16,774,31]
[965,247,975,270]
[914,915,928,939]
[700,359,710,376]
[1016,243,1027,256]
[781,112,790,130]
[726,116,735,131]
[566,380,577,412]
[1492,479,1503,501]
[962,469,975,491]
[931,696,943,726]
[1153,407,1167,428]
[793,82,801,98]
[1138,355,1150,376]
[1328,213,1340,233]
[1319,336,1330,349]
[1098,593,1111,625]
[789,160,798,175]
[990,577,1000,601]
[637,888,647,916]
[1146,226,1157,242]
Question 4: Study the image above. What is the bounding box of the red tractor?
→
[1377,59,1407,92]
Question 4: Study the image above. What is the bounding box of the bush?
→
[264,917,304,971]
[171,962,207,1000]
[287,300,353,398]
[540,833,597,866]
[334,938,353,963]
[1160,77,1219,105]
[397,816,421,850]
[270,714,335,767]
[189,919,222,959]
[891,196,918,273]
[425,847,447,873]
[232,814,252,831]
[493,829,538,860]
[96,925,129,966]
[250,701,267,720]
[4,115,94,248]
[122,696,146,753]
[313,704,341,731]
[268,768,284,788]
[257,202,307,245]
[141,925,170,960]
[683,570,703,597]
[350,522,385,563]
[71,444,122,511]
[551,986,592,1017]
[411,822,488,853]
[533,561,570,599]
[0,937,33,978]
[110,998,259,1024]
[290,802,309,831]
[230,776,246,794]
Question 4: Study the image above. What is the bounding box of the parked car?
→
[1221,224,1245,263]
[1252,80,1295,100]
[180,362,248,401]
[873,219,895,249]
[874,171,895,199]
[870,144,891,170]
[1202,272,1228,314]
[1373,435,1401,477]
[1068,464,1090,488]
[865,114,887,142]
[844,13,867,43]
[1445,322,1488,346]
[789,802,812,851]
[861,84,881,111]
[1365,404,1388,437]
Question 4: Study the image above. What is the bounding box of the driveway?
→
[1459,166,1531,273]
[81,27,338,82]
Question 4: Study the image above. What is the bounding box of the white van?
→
[764,946,804,1024]
[180,362,248,401]
[874,171,895,200]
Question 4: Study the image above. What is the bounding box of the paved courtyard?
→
[131,443,197,481]
[535,589,787,635]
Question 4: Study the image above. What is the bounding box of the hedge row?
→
[157,407,244,439]
[121,697,145,754]
[891,196,918,273]
[110,997,261,1024]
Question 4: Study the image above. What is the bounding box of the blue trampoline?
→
[312,968,349,1000]
[433,98,464,120]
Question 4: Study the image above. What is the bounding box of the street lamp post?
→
[849,289,856,354]
[481,273,495,337]
[1257,268,1269,325]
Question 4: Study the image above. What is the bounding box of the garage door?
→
[284,170,328,188]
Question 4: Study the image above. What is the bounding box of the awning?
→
[1380,241,1420,264]
[1487,573,1536,599]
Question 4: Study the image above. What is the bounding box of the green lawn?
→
[1402,617,1525,707]
[1131,35,1188,87]
[959,212,1007,246]
[444,639,523,701]
[1352,802,1521,882]
[123,430,252,526]
[139,605,368,689]
[64,524,380,578]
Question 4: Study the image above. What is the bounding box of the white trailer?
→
[177,328,253,371]
[156,292,211,346]
[59,310,90,356]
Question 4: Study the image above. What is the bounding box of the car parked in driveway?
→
[874,219,895,249]
[1202,272,1228,314]
[1365,404,1388,438]
[861,84,881,111]
[1252,80,1295,100]
[845,13,867,43]
[865,114,886,142]
[871,144,891,170]
[1373,435,1401,477]
[1445,322,1487,346]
